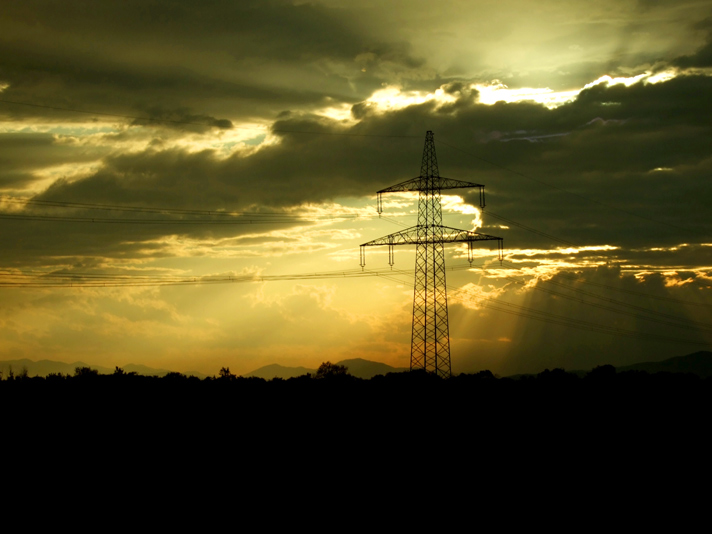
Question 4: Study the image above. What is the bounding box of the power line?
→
[379,213,712,310]
[508,262,712,310]
[377,268,710,347]
[0,195,396,228]
[4,256,709,347]
[0,265,412,288]
[477,299,707,346]
[0,97,703,233]
[0,265,385,284]
[498,268,712,333]
[363,208,712,344]
[374,179,712,319]
[485,211,578,247]
[549,270,712,308]
[0,195,349,218]
[2,99,709,341]
[0,213,353,225]
[0,200,380,224]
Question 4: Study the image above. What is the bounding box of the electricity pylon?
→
[360,131,503,378]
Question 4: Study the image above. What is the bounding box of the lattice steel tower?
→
[360,131,503,378]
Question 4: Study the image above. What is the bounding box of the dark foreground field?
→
[5,365,709,488]
[5,365,710,428]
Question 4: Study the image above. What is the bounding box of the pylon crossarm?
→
[360,225,502,247]
[377,176,421,195]
[438,226,502,244]
[437,177,486,192]
[377,176,483,194]
[377,178,485,213]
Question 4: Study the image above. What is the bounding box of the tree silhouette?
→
[74,366,99,378]
[315,362,349,379]
[218,367,236,380]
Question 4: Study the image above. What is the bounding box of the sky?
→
[1,0,712,376]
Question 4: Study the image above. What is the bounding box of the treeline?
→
[3,361,711,406]
[4,362,710,449]
[3,360,711,388]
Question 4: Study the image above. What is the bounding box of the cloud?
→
[449,262,712,375]
[0,132,107,189]
[672,17,712,68]
[0,70,710,273]
[0,0,431,127]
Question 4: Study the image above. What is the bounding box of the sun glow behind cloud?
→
[441,194,482,231]
[362,85,458,112]
[340,70,681,117]
[474,70,679,109]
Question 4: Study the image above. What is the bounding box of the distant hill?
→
[616,350,712,378]
[506,351,712,379]
[8,351,708,382]
[120,363,208,378]
[0,358,207,378]
[245,358,408,380]
[0,358,112,378]
[245,364,316,379]
[335,358,408,379]
[0,356,406,380]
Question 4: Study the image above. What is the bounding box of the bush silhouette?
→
[74,366,99,378]
[315,362,349,379]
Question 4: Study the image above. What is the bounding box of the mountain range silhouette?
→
[2,351,711,379]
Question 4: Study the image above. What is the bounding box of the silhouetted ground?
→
[5,365,710,430]
[6,365,708,485]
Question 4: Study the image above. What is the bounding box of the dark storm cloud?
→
[2,0,708,129]
[0,210,306,268]
[2,1,712,272]
[443,76,712,250]
[477,1,712,91]
[35,117,428,211]
[0,133,105,188]
[503,243,712,272]
[3,0,709,129]
[0,0,424,123]
[452,262,712,376]
[672,18,712,68]
[0,70,705,268]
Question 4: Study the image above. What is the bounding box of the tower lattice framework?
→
[360,131,503,378]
